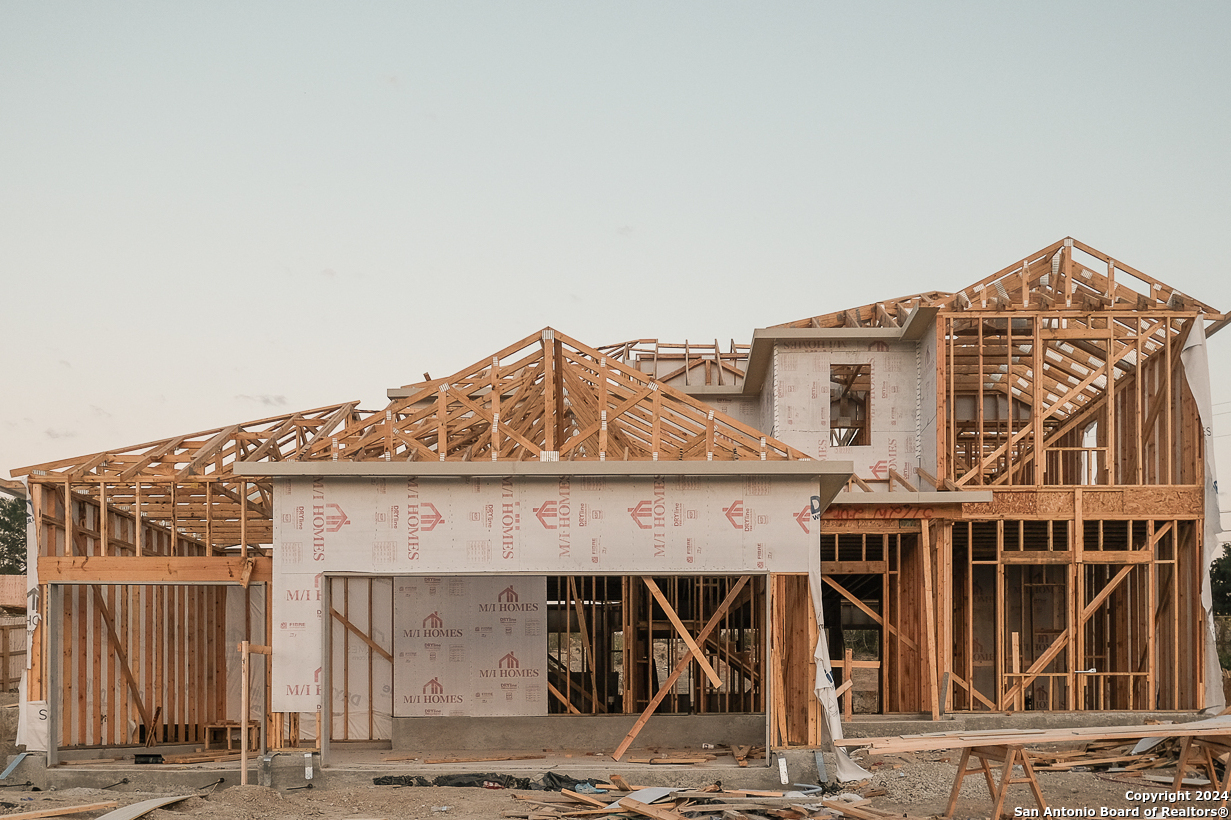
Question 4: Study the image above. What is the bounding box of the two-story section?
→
[623,237,1227,740]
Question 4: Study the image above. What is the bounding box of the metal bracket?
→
[0,753,29,781]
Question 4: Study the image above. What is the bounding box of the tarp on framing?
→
[1181,316,1225,712]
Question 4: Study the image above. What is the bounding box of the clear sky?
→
[2,2,1230,483]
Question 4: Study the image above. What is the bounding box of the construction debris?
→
[1,802,119,820]
[502,779,906,820]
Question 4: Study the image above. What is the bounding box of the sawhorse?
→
[944,744,1048,819]
[1172,733,1231,806]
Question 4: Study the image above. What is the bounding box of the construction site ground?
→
[1,701,1228,820]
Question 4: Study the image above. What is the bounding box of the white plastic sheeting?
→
[328,577,393,739]
[807,526,871,783]
[225,585,266,724]
[1180,317,1225,712]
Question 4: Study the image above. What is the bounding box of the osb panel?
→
[962,491,1073,519]
[822,503,955,522]
[1122,487,1202,517]
[959,487,1201,520]
[1083,491,1124,516]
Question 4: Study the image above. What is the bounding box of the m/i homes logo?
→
[403,677,463,705]
[401,611,462,639]
[479,586,539,613]
[479,651,540,679]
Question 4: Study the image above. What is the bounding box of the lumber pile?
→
[502,780,908,820]
[836,716,1231,754]
[1027,738,1183,773]
[623,745,767,766]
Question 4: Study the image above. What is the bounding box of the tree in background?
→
[0,497,26,575]
[1213,542,1231,616]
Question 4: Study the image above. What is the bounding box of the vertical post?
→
[764,572,772,764]
[99,482,108,557]
[240,480,248,559]
[1,623,10,692]
[921,520,940,720]
[259,586,268,756]
[134,482,142,556]
[239,640,249,785]
[46,584,62,768]
[319,576,331,766]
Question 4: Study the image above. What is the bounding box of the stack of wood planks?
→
[1028,739,1175,773]
[501,779,909,820]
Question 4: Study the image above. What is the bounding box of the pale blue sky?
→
[3,2,1230,477]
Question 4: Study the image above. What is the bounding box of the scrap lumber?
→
[1,803,119,820]
[160,750,242,764]
[618,798,688,820]
[835,717,1231,754]
[562,789,608,808]
[97,797,193,820]
[426,754,547,764]
[507,785,892,820]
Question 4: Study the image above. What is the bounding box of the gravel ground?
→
[2,768,1221,820]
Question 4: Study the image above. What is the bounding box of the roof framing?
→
[310,327,807,464]
[12,329,810,548]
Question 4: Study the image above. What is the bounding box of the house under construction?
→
[10,237,1226,762]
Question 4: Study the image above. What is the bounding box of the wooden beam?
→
[640,577,723,688]
[330,607,392,662]
[176,426,240,479]
[39,555,273,585]
[1,803,120,820]
[822,575,919,651]
[921,520,940,720]
[567,577,605,713]
[612,576,750,760]
[1002,563,1138,704]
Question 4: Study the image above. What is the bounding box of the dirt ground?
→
[1,704,1226,820]
[0,751,1224,820]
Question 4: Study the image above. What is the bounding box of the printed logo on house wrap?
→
[531,478,572,558]
[480,651,540,679]
[578,501,602,528]
[285,586,318,602]
[533,501,559,529]
[407,478,420,560]
[286,667,322,698]
[723,500,768,531]
[479,586,538,613]
[281,541,303,565]
[500,477,519,559]
[404,677,463,705]
[628,500,653,529]
[794,505,812,533]
[468,504,494,528]
[402,611,463,639]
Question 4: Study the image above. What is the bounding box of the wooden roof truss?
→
[13,330,807,550]
[319,328,801,464]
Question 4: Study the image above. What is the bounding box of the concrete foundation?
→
[840,710,1204,739]
[6,710,1206,795]
[392,714,767,751]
